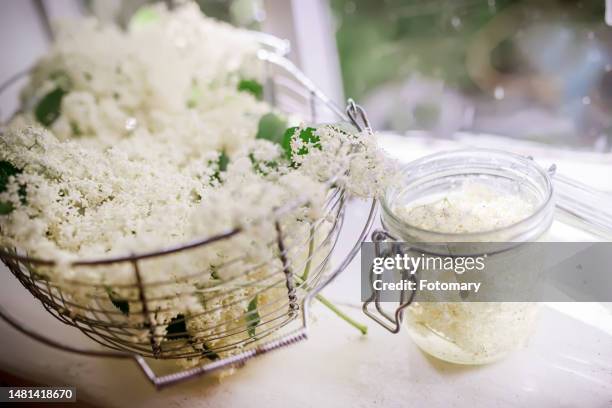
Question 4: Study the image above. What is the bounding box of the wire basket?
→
[0,42,377,388]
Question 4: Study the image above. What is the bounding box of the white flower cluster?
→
[0,3,391,365]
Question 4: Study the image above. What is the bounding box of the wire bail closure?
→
[362,229,417,333]
[346,98,372,133]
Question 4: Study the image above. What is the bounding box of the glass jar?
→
[381,149,555,364]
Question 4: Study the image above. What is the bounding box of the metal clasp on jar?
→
[362,229,418,333]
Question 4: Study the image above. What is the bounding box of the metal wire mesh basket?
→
[0,41,377,388]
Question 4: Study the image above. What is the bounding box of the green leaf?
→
[211,151,229,184]
[218,151,229,172]
[0,202,14,215]
[0,161,26,215]
[35,88,66,127]
[256,113,287,145]
[237,79,264,100]
[105,286,130,316]
[166,314,189,340]
[248,153,278,176]
[129,6,160,30]
[246,295,260,338]
[281,127,296,160]
[18,183,27,205]
[202,343,220,361]
[281,127,321,165]
[163,307,219,359]
[0,161,21,192]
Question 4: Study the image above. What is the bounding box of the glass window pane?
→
[330,0,612,152]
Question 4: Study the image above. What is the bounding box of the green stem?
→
[295,275,368,335]
[315,293,368,335]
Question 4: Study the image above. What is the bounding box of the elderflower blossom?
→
[0,3,392,366]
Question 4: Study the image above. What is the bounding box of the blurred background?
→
[2,0,612,151]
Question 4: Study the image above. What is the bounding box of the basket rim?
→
[0,39,350,267]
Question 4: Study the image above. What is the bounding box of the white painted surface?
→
[262,0,344,105]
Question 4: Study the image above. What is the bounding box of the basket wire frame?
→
[0,46,378,388]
